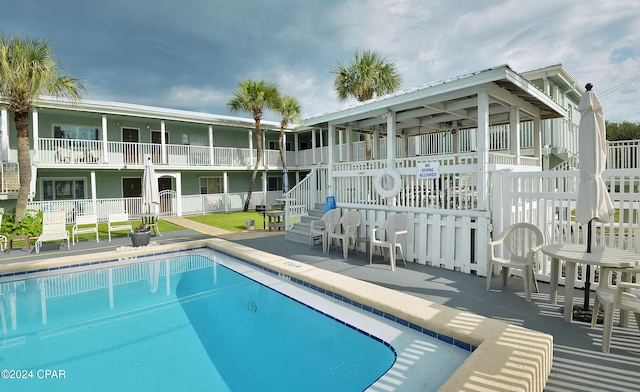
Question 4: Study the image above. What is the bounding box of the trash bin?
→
[246,219,255,231]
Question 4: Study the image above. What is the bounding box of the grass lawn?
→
[187,211,266,232]
[70,219,184,242]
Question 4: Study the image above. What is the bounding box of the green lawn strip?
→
[9,219,184,245]
[187,212,264,232]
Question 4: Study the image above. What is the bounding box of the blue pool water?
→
[0,249,469,391]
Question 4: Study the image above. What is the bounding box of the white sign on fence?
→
[416,161,440,179]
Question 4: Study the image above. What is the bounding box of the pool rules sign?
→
[416,161,440,179]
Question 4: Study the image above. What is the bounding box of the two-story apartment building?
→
[0,64,584,232]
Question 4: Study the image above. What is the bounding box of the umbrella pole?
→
[583,221,592,310]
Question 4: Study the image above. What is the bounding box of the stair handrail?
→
[282,168,317,229]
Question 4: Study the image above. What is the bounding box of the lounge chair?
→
[108,212,132,242]
[309,208,341,253]
[35,211,70,253]
[486,222,544,302]
[72,213,99,245]
[327,210,360,259]
[369,213,409,271]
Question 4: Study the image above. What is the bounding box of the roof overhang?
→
[301,64,567,136]
[28,96,283,130]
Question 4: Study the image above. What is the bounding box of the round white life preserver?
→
[374,167,402,198]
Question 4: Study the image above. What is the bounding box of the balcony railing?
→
[1,162,19,194]
[36,138,293,168]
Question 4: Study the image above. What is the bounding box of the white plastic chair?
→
[486,222,544,302]
[72,214,99,245]
[108,212,132,242]
[327,210,360,259]
[309,209,341,253]
[369,213,409,271]
[591,281,640,352]
[35,211,70,253]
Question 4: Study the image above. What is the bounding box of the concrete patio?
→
[1,218,638,391]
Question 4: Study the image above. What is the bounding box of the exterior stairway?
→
[285,203,326,245]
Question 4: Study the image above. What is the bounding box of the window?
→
[199,177,222,194]
[267,175,283,191]
[41,178,85,200]
[54,125,100,140]
[268,141,293,151]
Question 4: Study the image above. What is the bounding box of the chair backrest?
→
[76,214,98,226]
[109,212,129,223]
[383,213,409,238]
[499,222,544,263]
[322,209,341,226]
[339,210,360,237]
[58,146,72,159]
[43,211,67,234]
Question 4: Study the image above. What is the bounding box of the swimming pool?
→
[0,248,470,391]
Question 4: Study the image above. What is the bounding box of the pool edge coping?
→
[0,239,553,392]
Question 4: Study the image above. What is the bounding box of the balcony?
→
[36,138,289,169]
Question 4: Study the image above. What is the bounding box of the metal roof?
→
[301,64,567,135]
[31,96,283,130]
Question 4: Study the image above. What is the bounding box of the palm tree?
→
[275,95,301,192]
[227,79,280,212]
[332,49,402,160]
[0,33,84,221]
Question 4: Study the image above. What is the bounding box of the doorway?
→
[122,128,139,164]
[151,130,169,164]
[158,177,173,213]
[123,177,142,214]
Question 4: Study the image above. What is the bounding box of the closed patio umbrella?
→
[575,83,614,310]
[142,157,160,214]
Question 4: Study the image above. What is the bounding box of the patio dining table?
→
[542,243,640,323]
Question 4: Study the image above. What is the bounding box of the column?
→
[91,171,97,214]
[1,107,9,161]
[476,88,489,210]
[101,115,109,163]
[327,123,335,196]
[160,120,167,164]
[385,111,396,167]
[510,107,521,164]
[32,109,39,162]
[208,125,214,164]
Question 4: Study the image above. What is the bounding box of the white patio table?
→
[542,243,640,323]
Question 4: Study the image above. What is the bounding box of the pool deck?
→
[1,218,638,391]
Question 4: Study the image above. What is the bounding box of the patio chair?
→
[57,146,73,163]
[309,208,341,253]
[327,210,360,259]
[72,213,99,245]
[89,149,103,163]
[486,222,544,302]
[369,213,409,271]
[108,212,132,242]
[591,281,640,353]
[35,211,70,254]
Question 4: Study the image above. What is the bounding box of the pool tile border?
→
[0,245,474,353]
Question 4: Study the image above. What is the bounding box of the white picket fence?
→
[493,168,640,288]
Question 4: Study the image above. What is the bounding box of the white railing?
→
[607,140,640,169]
[282,168,326,227]
[492,168,640,289]
[1,162,19,193]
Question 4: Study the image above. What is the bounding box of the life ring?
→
[374,167,402,198]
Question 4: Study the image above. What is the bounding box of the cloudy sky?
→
[2,0,639,122]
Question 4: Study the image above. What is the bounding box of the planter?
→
[131,231,151,247]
